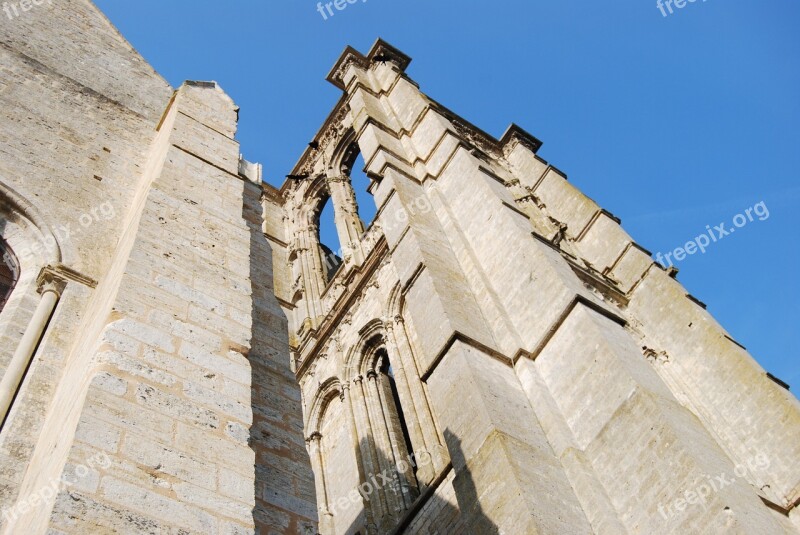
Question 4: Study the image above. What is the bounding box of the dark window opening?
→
[379,350,416,471]
[0,238,19,311]
[342,142,377,231]
[317,196,343,283]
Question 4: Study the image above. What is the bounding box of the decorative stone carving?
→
[36,264,92,296]
[297,104,352,177]
[643,346,669,365]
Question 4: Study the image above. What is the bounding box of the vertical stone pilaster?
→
[385,315,445,480]
[352,375,389,524]
[307,433,334,533]
[382,319,431,484]
[325,175,365,266]
[364,369,404,517]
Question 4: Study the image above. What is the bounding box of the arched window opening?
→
[350,152,376,228]
[341,142,377,230]
[378,349,416,476]
[316,196,343,283]
[0,238,19,312]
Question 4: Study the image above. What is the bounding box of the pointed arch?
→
[343,317,421,512]
[305,377,343,437]
[0,180,63,266]
[0,180,66,362]
[330,127,359,177]
[344,319,387,381]
[385,281,403,320]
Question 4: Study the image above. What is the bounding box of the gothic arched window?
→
[316,195,344,283]
[0,238,19,311]
[340,141,376,229]
[368,346,420,512]
[377,349,416,473]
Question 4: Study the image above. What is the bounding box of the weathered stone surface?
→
[282,41,800,535]
[0,4,797,535]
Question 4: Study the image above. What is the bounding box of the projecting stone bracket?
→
[37,263,97,293]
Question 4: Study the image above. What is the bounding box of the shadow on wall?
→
[340,433,499,534]
[242,182,319,534]
[444,430,498,535]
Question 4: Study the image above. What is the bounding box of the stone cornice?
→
[367,39,412,72]
[326,46,370,91]
[326,39,412,92]
[260,182,284,206]
[499,123,544,155]
[514,294,628,367]
[421,332,511,382]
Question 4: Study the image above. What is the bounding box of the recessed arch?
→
[294,177,343,284]
[385,281,403,320]
[301,174,330,216]
[330,128,359,177]
[0,180,63,266]
[0,180,66,391]
[0,180,64,319]
[330,128,377,229]
[344,319,387,380]
[306,377,343,437]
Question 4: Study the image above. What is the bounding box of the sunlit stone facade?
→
[0,2,798,534]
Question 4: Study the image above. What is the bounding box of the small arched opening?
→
[316,194,344,282]
[0,238,19,312]
[341,143,376,229]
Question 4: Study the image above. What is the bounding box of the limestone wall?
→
[2,2,797,532]
[291,40,800,534]
[0,0,171,523]
[0,2,316,533]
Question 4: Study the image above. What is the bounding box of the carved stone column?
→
[0,266,67,426]
[352,375,389,522]
[294,220,327,330]
[307,432,334,534]
[373,356,417,509]
[389,315,448,474]
[326,174,365,266]
[383,318,435,486]
[365,368,404,516]
[340,381,376,530]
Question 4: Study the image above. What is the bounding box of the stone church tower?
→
[1,2,798,534]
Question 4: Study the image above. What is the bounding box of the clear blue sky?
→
[94,0,799,387]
